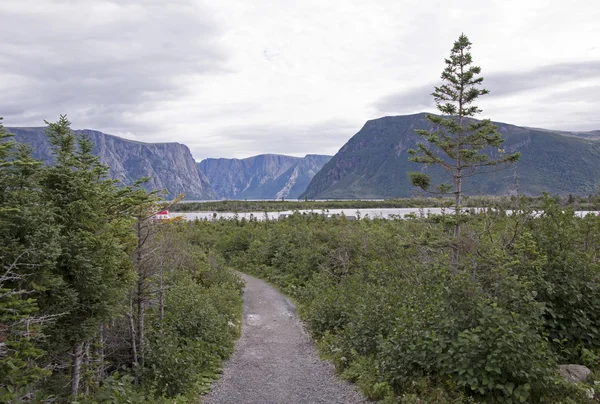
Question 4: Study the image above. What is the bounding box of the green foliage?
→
[172,198,442,212]
[173,193,600,214]
[407,34,519,204]
[0,117,57,401]
[0,291,50,402]
[525,196,600,361]
[0,115,245,401]
[75,372,198,404]
[40,116,138,346]
[408,172,431,191]
[144,273,242,398]
[77,373,148,404]
[4,109,598,402]
[203,205,600,402]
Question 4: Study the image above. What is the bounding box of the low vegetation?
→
[173,194,600,213]
[194,196,600,402]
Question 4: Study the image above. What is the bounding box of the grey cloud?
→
[548,84,600,103]
[190,119,361,160]
[0,1,229,132]
[485,61,600,96]
[373,61,600,114]
[373,85,434,114]
[491,103,600,132]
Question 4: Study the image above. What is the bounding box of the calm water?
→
[173,208,598,221]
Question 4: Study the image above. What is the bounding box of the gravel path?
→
[203,273,366,404]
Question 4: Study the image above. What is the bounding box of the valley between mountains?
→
[8,112,600,201]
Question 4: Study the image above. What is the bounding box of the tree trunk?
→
[455,173,462,237]
[127,294,138,384]
[453,46,464,266]
[136,218,145,374]
[453,172,462,266]
[453,119,463,265]
[137,276,144,371]
[514,163,521,209]
[83,341,90,397]
[96,324,105,387]
[71,341,84,399]
[159,263,165,322]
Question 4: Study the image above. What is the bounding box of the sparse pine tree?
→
[408,34,520,243]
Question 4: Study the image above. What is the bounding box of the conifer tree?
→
[39,116,150,398]
[408,34,520,239]
[1,115,175,399]
[0,118,60,401]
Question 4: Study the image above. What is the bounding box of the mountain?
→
[199,154,332,199]
[301,113,600,199]
[7,127,218,200]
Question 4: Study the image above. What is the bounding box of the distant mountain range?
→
[7,127,218,200]
[301,113,600,199]
[7,114,600,201]
[199,154,332,200]
[6,127,331,201]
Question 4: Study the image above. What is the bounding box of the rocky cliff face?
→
[7,127,217,200]
[301,113,600,198]
[199,154,331,199]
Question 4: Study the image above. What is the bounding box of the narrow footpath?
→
[203,273,366,404]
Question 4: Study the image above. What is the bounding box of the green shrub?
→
[526,197,600,361]
[206,206,600,402]
[78,373,147,404]
[143,273,242,398]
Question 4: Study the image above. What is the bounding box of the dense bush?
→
[144,273,242,397]
[201,199,600,402]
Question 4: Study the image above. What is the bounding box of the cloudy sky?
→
[1,0,599,160]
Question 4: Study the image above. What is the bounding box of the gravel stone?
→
[203,273,367,404]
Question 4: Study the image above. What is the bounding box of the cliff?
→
[199,154,332,199]
[7,127,217,200]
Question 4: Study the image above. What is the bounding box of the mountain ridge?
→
[199,153,332,200]
[7,114,600,201]
[301,113,600,199]
[7,126,218,200]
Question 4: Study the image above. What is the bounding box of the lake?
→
[173,208,598,221]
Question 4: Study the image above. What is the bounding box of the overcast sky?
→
[1,0,599,160]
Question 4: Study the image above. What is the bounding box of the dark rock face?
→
[7,127,217,200]
[199,154,332,200]
[301,113,600,199]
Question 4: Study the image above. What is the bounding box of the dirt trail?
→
[203,273,366,404]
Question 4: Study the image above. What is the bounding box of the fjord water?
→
[174,208,597,221]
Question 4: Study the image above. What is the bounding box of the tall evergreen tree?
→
[1,115,175,399]
[39,116,147,398]
[0,118,60,401]
[408,34,520,239]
